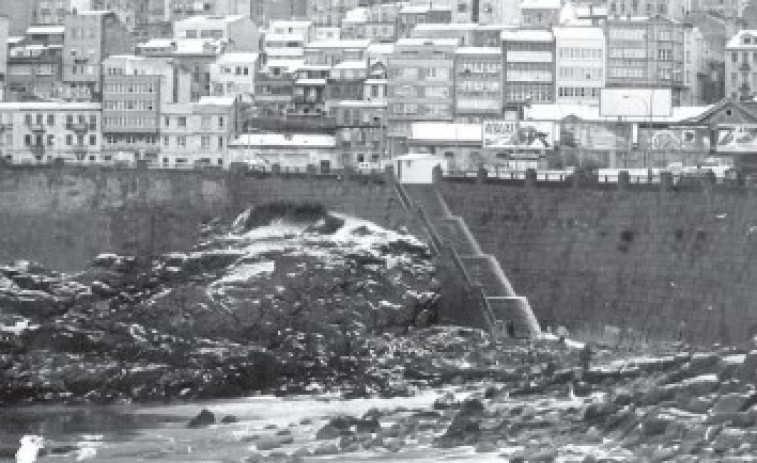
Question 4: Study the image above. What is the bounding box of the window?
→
[218,116,224,128]
[178,117,187,127]
[65,134,72,146]
[177,136,186,147]
[24,134,31,146]
[164,116,170,127]
[218,137,224,148]
[163,136,169,147]
[47,114,54,126]
[47,135,54,146]
[89,135,96,146]
[201,136,210,148]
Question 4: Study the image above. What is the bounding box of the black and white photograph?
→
[0,0,754,461]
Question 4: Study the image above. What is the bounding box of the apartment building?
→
[209,52,259,102]
[0,102,101,164]
[307,0,361,27]
[0,16,7,101]
[0,1,34,36]
[160,96,236,167]
[250,0,308,25]
[6,26,65,100]
[605,16,685,104]
[254,58,299,116]
[101,55,178,162]
[33,0,71,25]
[326,61,368,110]
[691,0,742,19]
[553,26,606,105]
[478,0,520,26]
[501,29,555,117]
[397,4,452,38]
[174,15,259,52]
[62,10,134,101]
[387,38,457,153]
[333,100,387,166]
[292,65,330,115]
[725,30,757,100]
[454,47,503,122]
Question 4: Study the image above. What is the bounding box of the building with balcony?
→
[520,0,561,29]
[725,30,757,101]
[32,0,72,25]
[306,0,360,27]
[326,61,367,110]
[174,15,259,52]
[501,29,555,118]
[477,0,520,26]
[333,100,387,167]
[102,55,178,163]
[553,26,606,105]
[250,0,308,25]
[387,37,457,154]
[364,62,387,101]
[62,10,134,101]
[0,102,101,164]
[6,26,65,100]
[292,64,330,115]
[607,0,691,20]
[454,47,503,122]
[160,96,236,168]
[605,16,685,104]
[209,52,259,102]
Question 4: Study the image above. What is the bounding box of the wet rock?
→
[437,412,480,448]
[459,398,485,416]
[316,424,342,440]
[641,386,676,406]
[355,418,380,434]
[433,392,457,410]
[220,415,238,424]
[313,443,339,456]
[712,392,756,415]
[582,402,618,423]
[188,409,215,428]
[475,441,498,453]
[255,437,284,451]
[642,416,674,436]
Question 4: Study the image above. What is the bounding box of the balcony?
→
[0,123,12,132]
[740,82,751,93]
[740,62,752,72]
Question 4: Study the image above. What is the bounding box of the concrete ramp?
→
[401,183,541,338]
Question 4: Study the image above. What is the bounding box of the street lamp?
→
[622,94,654,169]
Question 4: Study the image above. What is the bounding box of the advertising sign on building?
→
[716,125,757,152]
[640,128,710,151]
[560,122,631,151]
[482,120,554,149]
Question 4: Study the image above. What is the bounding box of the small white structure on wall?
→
[394,153,448,184]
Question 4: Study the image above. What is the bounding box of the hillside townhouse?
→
[160,96,237,168]
[477,0,520,26]
[62,10,134,101]
[553,26,606,105]
[101,55,180,163]
[725,30,757,101]
[333,100,387,167]
[386,37,457,155]
[407,0,475,23]
[397,4,452,38]
[605,16,685,105]
[6,26,65,100]
[607,0,692,20]
[292,64,330,115]
[326,61,368,111]
[0,102,101,164]
[33,0,72,25]
[263,20,313,59]
[173,15,259,52]
[209,52,259,102]
[501,29,556,118]
[454,47,503,122]
[306,0,360,27]
[254,57,300,116]
[250,0,308,25]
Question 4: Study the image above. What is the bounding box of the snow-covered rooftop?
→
[333,60,366,70]
[521,0,562,9]
[552,26,605,40]
[231,133,336,148]
[0,102,101,111]
[264,33,306,42]
[294,78,327,85]
[525,103,713,123]
[395,37,460,47]
[501,29,554,42]
[137,38,174,48]
[412,23,479,32]
[727,30,757,49]
[175,15,247,25]
[305,39,371,49]
[26,25,65,35]
[197,96,236,106]
[456,47,500,55]
[335,100,387,108]
[410,122,482,142]
[265,59,304,72]
[215,52,259,63]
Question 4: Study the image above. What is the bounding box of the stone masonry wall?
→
[440,180,757,345]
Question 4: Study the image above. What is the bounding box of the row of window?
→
[557,66,603,81]
[164,115,226,129]
[456,62,502,75]
[390,103,451,117]
[456,80,500,93]
[23,134,97,147]
[557,87,602,98]
[390,85,452,99]
[387,67,451,80]
[103,116,157,128]
[557,47,604,60]
[103,82,157,93]
[21,113,97,127]
[184,29,224,39]
[163,135,226,149]
[103,100,155,111]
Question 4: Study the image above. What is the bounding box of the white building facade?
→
[209,52,259,102]
[553,26,606,105]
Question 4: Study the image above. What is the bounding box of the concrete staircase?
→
[400,183,541,338]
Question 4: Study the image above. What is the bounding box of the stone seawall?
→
[0,166,412,271]
[440,179,757,345]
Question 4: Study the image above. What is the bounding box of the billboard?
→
[482,120,555,149]
[716,126,757,153]
[560,122,632,151]
[599,88,673,118]
[640,128,710,151]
